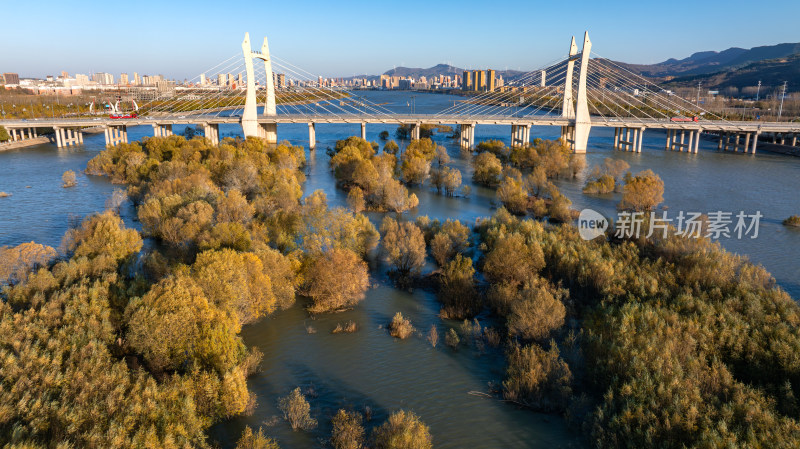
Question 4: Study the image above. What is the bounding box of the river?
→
[1,90,798,448]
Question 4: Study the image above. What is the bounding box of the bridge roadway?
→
[2,114,800,154]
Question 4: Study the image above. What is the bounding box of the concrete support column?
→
[614,127,619,149]
[687,130,694,153]
[163,124,172,137]
[33,128,38,138]
[103,126,110,147]
[413,123,421,140]
[744,133,751,154]
[792,133,797,147]
[679,130,685,152]
[522,125,530,147]
[751,132,759,154]
[122,126,128,144]
[64,129,71,146]
[666,129,672,150]
[693,130,700,153]
[360,122,366,140]
[308,122,316,150]
[77,129,84,144]
[511,125,519,148]
[718,133,723,150]
[11,128,18,142]
[152,124,161,138]
[468,124,474,149]
[637,128,645,153]
[60,128,67,147]
[257,123,278,144]
[54,127,62,148]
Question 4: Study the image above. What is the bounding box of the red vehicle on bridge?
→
[110,113,138,119]
[670,116,699,122]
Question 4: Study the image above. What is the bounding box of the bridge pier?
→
[152,124,173,137]
[614,127,643,152]
[360,122,366,140]
[257,123,277,144]
[666,129,697,153]
[510,124,530,148]
[459,124,474,150]
[308,123,316,150]
[104,125,128,147]
[202,123,220,146]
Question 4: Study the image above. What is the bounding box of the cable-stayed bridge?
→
[3,32,799,154]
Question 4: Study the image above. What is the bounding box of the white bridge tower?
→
[242,32,277,143]
[561,31,592,153]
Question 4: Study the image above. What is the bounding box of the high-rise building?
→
[92,72,114,85]
[462,71,472,91]
[486,69,496,92]
[199,73,206,86]
[237,72,243,86]
[133,72,140,85]
[60,70,69,79]
[218,73,226,86]
[274,73,286,89]
[474,70,486,91]
[75,74,90,85]
[2,73,20,85]
[120,73,129,85]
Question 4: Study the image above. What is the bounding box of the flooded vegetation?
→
[1,91,800,448]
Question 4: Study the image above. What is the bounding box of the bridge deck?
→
[2,115,799,133]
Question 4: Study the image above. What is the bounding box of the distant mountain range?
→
[614,42,800,78]
[347,63,525,82]
[352,42,799,92]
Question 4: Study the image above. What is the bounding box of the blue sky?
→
[2,0,799,79]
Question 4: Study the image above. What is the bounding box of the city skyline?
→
[2,0,799,80]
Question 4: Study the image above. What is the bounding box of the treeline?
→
[1,135,382,448]
[471,138,583,220]
[472,208,800,447]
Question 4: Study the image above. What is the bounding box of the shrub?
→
[497,176,529,215]
[506,278,567,341]
[381,217,426,276]
[445,328,460,349]
[332,320,358,334]
[430,219,470,266]
[472,152,503,187]
[278,387,317,431]
[618,169,664,211]
[331,409,365,449]
[438,254,480,319]
[384,140,399,154]
[235,426,280,449]
[304,248,369,313]
[583,174,615,194]
[347,187,366,213]
[503,342,572,411]
[62,170,77,188]
[783,215,800,227]
[427,325,439,348]
[389,312,414,339]
[372,410,432,449]
[482,233,545,286]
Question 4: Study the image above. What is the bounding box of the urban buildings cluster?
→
[462,69,504,92]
